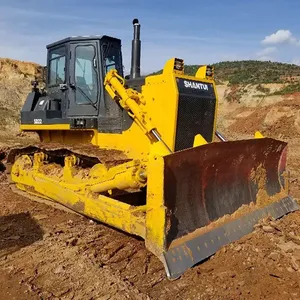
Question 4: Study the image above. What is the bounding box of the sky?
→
[1,0,300,74]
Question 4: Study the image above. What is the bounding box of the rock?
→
[0,224,11,232]
[270,221,278,227]
[277,240,298,253]
[234,245,242,251]
[6,265,14,273]
[269,222,281,232]
[7,235,20,240]
[262,225,275,233]
[238,281,245,287]
[67,220,74,225]
[291,260,299,271]
[287,267,294,273]
[78,263,84,269]
[67,238,78,246]
[39,291,53,298]
[287,234,300,245]
[55,287,71,297]
[43,232,52,240]
[285,248,294,253]
[33,214,48,220]
[269,252,280,261]
[53,265,65,274]
[290,224,298,229]
[292,249,300,260]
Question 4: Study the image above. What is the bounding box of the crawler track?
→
[5,142,132,169]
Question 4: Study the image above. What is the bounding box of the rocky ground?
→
[1,183,300,300]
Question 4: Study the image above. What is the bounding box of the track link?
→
[6,142,132,168]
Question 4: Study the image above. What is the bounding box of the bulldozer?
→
[4,18,299,279]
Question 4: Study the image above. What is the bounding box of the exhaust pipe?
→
[130,18,141,79]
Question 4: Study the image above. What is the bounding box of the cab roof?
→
[46,35,121,49]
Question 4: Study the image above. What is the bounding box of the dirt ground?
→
[1,90,300,299]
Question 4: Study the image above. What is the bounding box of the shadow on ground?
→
[0,150,6,173]
[0,212,44,258]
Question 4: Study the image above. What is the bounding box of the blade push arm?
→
[104,69,172,154]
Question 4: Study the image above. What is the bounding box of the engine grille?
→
[174,78,216,151]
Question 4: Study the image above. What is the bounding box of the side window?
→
[102,43,123,76]
[48,47,66,86]
[75,45,99,105]
[105,57,116,72]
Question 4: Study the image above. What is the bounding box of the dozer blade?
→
[161,137,299,279]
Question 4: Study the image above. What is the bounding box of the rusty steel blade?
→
[163,196,299,279]
[162,138,299,279]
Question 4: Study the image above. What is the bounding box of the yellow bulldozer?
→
[4,18,299,279]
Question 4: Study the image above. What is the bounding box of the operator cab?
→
[46,35,123,116]
[21,35,132,131]
[21,19,142,132]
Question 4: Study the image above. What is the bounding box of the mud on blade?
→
[162,138,299,279]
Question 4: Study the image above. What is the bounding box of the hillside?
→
[0,58,43,133]
[152,60,300,85]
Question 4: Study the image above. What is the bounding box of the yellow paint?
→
[20,124,70,130]
[195,65,214,80]
[193,134,208,147]
[145,155,166,257]
[255,131,264,139]
[11,154,146,237]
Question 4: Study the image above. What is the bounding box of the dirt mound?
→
[0,58,42,81]
[219,83,285,107]
[178,214,300,299]
[221,97,300,140]
[0,58,43,134]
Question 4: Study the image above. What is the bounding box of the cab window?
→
[102,42,123,76]
[75,45,99,104]
[48,47,66,86]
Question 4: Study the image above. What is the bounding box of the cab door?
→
[67,41,100,117]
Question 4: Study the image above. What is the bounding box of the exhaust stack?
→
[130,18,141,79]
